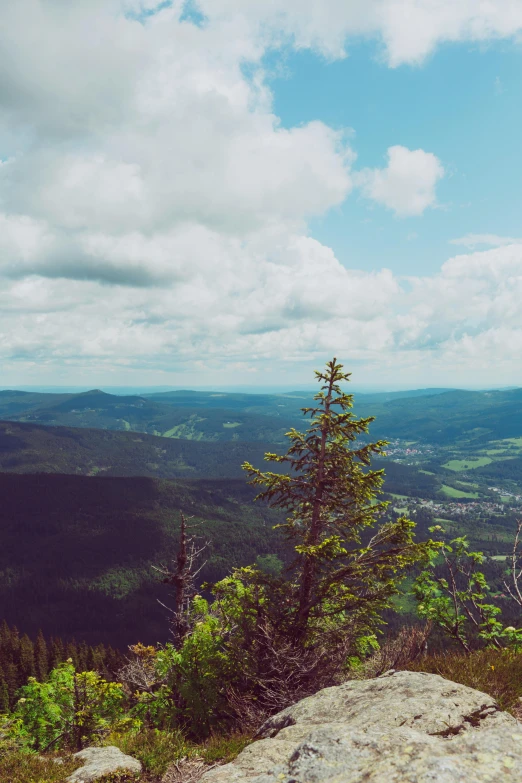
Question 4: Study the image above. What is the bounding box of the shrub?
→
[414,529,522,652]
[9,661,128,752]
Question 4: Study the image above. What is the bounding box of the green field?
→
[488,437,522,451]
[443,457,492,471]
[222,422,242,429]
[419,469,435,475]
[440,484,480,499]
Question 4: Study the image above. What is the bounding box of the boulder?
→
[201,670,522,782]
[66,746,142,782]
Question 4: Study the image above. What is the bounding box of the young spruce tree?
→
[152,360,436,729]
[243,358,433,650]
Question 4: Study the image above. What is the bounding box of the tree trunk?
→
[294,368,336,642]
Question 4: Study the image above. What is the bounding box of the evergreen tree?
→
[49,637,65,670]
[243,358,434,648]
[0,619,10,650]
[0,676,9,713]
[18,634,36,686]
[77,640,89,673]
[0,621,123,710]
[34,630,49,682]
[66,641,80,670]
[154,359,437,724]
[2,663,19,709]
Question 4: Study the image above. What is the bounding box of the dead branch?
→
[153,512,209,647]
[161,757,217,783]
[359,622,432,679]
[503,519,522,608]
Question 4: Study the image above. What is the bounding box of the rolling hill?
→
[0,389,291,442]
[2,386,522,446]
[364,388,522,444]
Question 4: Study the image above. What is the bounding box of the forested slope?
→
[0,421,278,478]
[0,473,285,647]
[3,386,522,446]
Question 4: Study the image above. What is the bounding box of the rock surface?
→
[201,670,521,783]
[66,745,142,782]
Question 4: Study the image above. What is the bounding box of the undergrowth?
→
[106,728,252,780]
[0,751,80,783]
[408,648,522,715]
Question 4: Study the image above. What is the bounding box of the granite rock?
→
[66,745,142,782]
[201,670,520,783]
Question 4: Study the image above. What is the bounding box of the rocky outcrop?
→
[201,670,522,782]
[66,746,142,782]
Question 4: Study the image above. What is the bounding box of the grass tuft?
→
[408,648,522,715]
[0,751,80,783]
[105,728,251,779]
[105,729,192,778]
[200,733,252,765]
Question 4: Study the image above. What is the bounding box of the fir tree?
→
[243,358,434,647]
[49,637,65,670]
[0,676,9,714]
[34,629,49,682]
[18,634,36,686]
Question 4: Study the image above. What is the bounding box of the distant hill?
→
[0,421,280,479]
[0,473,286,647]
[0,389,291,443]
[363,388,522,444]
[2,385,522,446]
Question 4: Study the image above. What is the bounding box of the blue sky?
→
[270,40,522,276]
[1,1,522,390]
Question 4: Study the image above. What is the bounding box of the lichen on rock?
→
[201,670,521,783]
[66,746,142,783]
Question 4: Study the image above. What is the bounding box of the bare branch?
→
[503,519,522,608]
[154,512,209,647]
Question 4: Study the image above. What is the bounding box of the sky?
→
[1,0,522,390]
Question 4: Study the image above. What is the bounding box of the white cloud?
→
[3,233,522,386]
[355,146,444,217]
[196,0,522,64]
[1,1,522,386]
[450,234,522,249]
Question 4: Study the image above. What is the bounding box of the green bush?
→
[126,598,233,737]
[414,530,522,652]
[8,661,129,752]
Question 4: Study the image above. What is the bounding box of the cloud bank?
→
[1,1,522,385]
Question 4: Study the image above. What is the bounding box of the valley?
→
[1,384,521,647]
